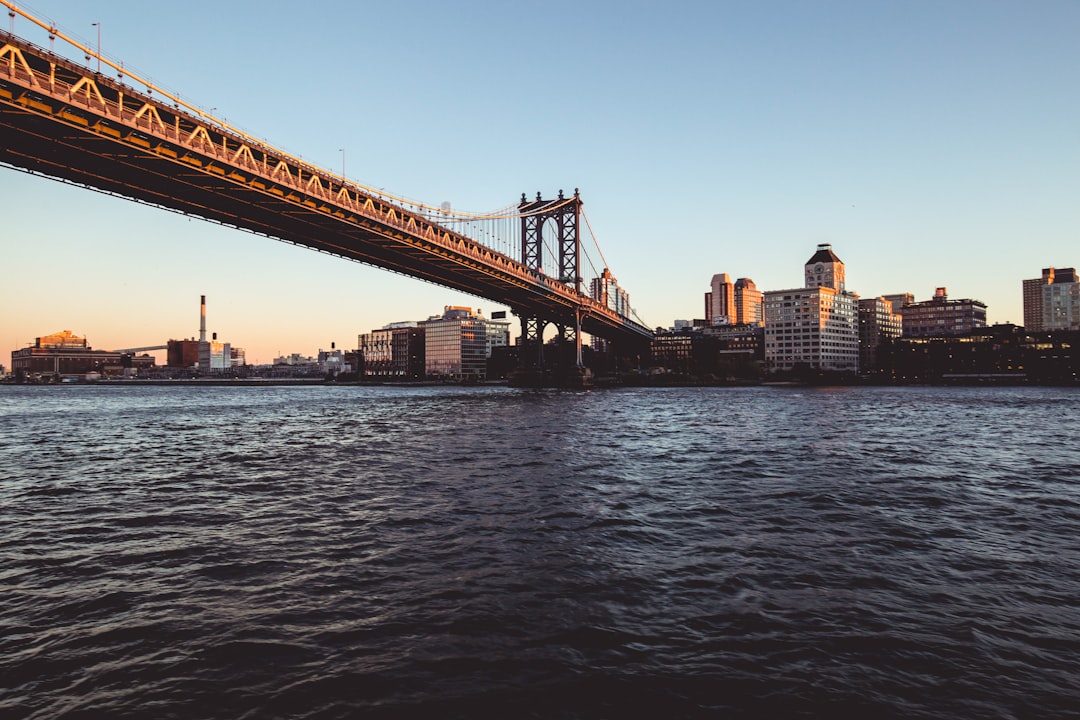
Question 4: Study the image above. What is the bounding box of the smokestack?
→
[199,295,207,342]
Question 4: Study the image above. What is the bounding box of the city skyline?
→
[3,0,1078,365]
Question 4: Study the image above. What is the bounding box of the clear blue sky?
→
[3,0,1078,364]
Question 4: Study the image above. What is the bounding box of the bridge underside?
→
[1,109,540,315]
[0,30,651,347]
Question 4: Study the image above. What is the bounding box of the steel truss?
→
[516,190,583,367]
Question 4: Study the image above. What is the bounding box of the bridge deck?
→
[0,29,652,344]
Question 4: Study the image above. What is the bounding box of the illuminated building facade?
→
[198,338,232,371]
[900,288,987,338]
[706,273,735,325]
[10,330,154,377]
[764,244,859,373]
[734,278,763,326]
[705,275,763,326]
[421,306,509,380]
[591,268,631,316]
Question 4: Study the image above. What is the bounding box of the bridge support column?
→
[509,189,590,387]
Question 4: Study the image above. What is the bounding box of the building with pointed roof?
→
[763,244,860,374]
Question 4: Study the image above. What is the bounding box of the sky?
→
[3,0,1078,365]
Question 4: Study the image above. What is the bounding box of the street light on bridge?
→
[91,22,101,73]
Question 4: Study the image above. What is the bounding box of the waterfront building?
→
[358,327,393,377]
[649,331,695,373]
[168,299,241,372]
[1023,267,1080,332]
[900,288,987,338]
[273,353,317,366]
[10,330,154,378]
[858,297,903,373]
[318,348,345,375]
[391,324,426,379]
[421,306,510,381]
[359,322,426,378]
[649,324,764,378]
[763,244,859,373]
[878,324,1029,382]
[701,323,765,358]
[199,337,232,372]
[167,339,200,367]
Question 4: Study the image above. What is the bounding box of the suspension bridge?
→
[0,3,653,375]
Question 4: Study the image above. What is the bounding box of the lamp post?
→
[339,148,346,181]
[91,22,100,73]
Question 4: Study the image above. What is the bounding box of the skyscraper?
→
[707,273,735,325]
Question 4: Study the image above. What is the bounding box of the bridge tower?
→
[517,189,584,371]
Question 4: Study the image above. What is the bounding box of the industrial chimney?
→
[199,295,207,342]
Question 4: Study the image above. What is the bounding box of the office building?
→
[900,288,987,338]
[763,244,859,373]
[421,306,510,381]
[1023,267,1080,332]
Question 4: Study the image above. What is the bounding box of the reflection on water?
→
[2,385,1079,719]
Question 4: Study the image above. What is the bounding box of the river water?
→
[2,384,1079,719]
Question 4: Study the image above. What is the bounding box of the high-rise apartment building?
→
[591,268,631,317]
[900,288,987,337]
[705,274,763,326]
[1023,267,1079,332]
[763,244,859,373]
[734,277,763,326]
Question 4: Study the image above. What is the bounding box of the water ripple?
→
[2,385,1080,719]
